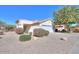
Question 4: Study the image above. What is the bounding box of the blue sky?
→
[0,5,63,25]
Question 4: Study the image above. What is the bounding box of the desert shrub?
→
[0,30,4,35]
[61,29,67,32]
[16,28,24,34]
[6,25,16,31]
[19,34,31,41]
[33,28,49,37]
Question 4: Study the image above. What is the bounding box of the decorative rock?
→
[60,37,68,41]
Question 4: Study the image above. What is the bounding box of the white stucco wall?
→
[28,25,54,33]
[16,24,23,28]
[16,19,33,28]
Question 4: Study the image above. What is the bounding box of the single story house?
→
[0,25,6,35]
[0,25,6,31]
[55,24,68,32]
[68,22,79,32]
[16,19,54,34]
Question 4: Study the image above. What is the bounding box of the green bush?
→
[19,35,31,41]
[33,28,49,37]
[61,29,67,32]
[16,28,24,34]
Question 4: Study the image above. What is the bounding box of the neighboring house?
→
[16,19,54,34]
[0,25,5,30]
[55,24,68,32]
[68,22,79,32]
[0,25,5,35]
[54,22,79,32]
[68,22,78,28]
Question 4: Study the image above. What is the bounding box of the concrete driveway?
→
[0,32,79,54]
